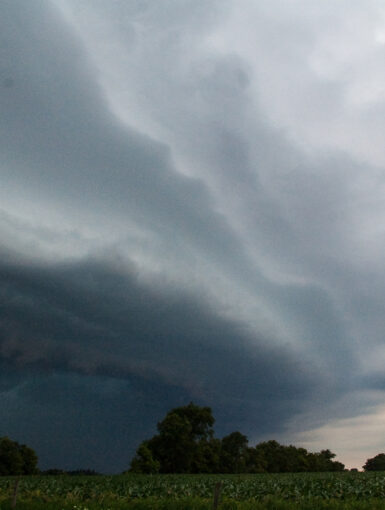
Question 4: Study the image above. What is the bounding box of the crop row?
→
[0,473,385,502]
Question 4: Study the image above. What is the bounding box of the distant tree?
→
[219,432,249,473]
[363,453,385,471]
[150,411,195,473]
[67,469,101,476]
[0,437,23,475]
[329,460,345,472]
[280,445,309,472]
[245,446,267,473]
[129,442,160,474]
[191,437,221,473]
[43,468,100,476]
[319,449,344,471]
[128,404,344,474]
[171,403,214,441]
[306,449,344,472]
[42,468,66,475]
[0,437,38,475]
[251,441,344,473]
[130,403,216,474]
[253,440,305,473]
[19,444,38,474]
[254,440,287,472]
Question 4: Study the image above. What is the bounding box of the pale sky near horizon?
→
[1,0,385,471]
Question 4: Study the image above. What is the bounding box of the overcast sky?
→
[2,0,385,472]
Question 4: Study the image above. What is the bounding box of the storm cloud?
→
[1,0,385,471]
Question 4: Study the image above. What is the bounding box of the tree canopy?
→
[363,453,385,471]
[0,437,38,475]
[128,403,345,474]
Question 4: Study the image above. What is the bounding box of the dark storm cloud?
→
[0,254,316,471]
[0,0,274,306]
[0,254,313,406]
[2,0,385,471]
[0,0,355,377]
[0,368,192,472]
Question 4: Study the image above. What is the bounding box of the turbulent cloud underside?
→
[1,0,385,470]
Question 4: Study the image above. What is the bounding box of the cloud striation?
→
[1,0,385,471]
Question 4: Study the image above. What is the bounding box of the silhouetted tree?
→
[130,403,215,473]
[219,431,249,473]
[363,453,385,471]
[191,437,221,473]
[245,446,267,473]
[42,469,66,475]
[254,440,286,472]
[128,404,344,473]
[0,437,38,475]
[130,442,160,474]
[67,469,101,476]
[308,449,344,472]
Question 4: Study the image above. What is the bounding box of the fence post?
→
[11,478,20,508]
[213,481,222,510]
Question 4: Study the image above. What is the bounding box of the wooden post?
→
[11,478,20,508]
[213,481,222,510]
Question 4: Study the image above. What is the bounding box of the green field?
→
[1,472,385,509]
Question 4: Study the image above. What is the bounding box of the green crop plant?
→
[0,472,385,508]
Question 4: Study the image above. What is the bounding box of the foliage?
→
[132,403,217,474]
[129,404,344,473]
[42,468,67,475]
[0,436,38,475]
[252,442,345,474]
[41,469,101,476]
[129,443,160,474]
[363,453,385,471]
[220,432,249,473]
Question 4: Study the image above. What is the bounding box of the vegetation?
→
[0,472,385,509]
[4,403,385,510]
[0,437,38,475]
[41,469,101,476]
[129,403,345,473]
[363,453,385,471]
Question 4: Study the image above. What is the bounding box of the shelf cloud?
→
[1,0,385,471]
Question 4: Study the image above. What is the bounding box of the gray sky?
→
[1,0,385,472]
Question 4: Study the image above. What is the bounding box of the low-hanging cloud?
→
[0,251,319,471]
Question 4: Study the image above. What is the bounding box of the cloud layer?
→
[1,0,385,470]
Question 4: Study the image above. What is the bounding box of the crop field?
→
[1,473,385,509]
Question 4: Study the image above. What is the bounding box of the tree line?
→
[3,403,385,474]
[129,403,345,473]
